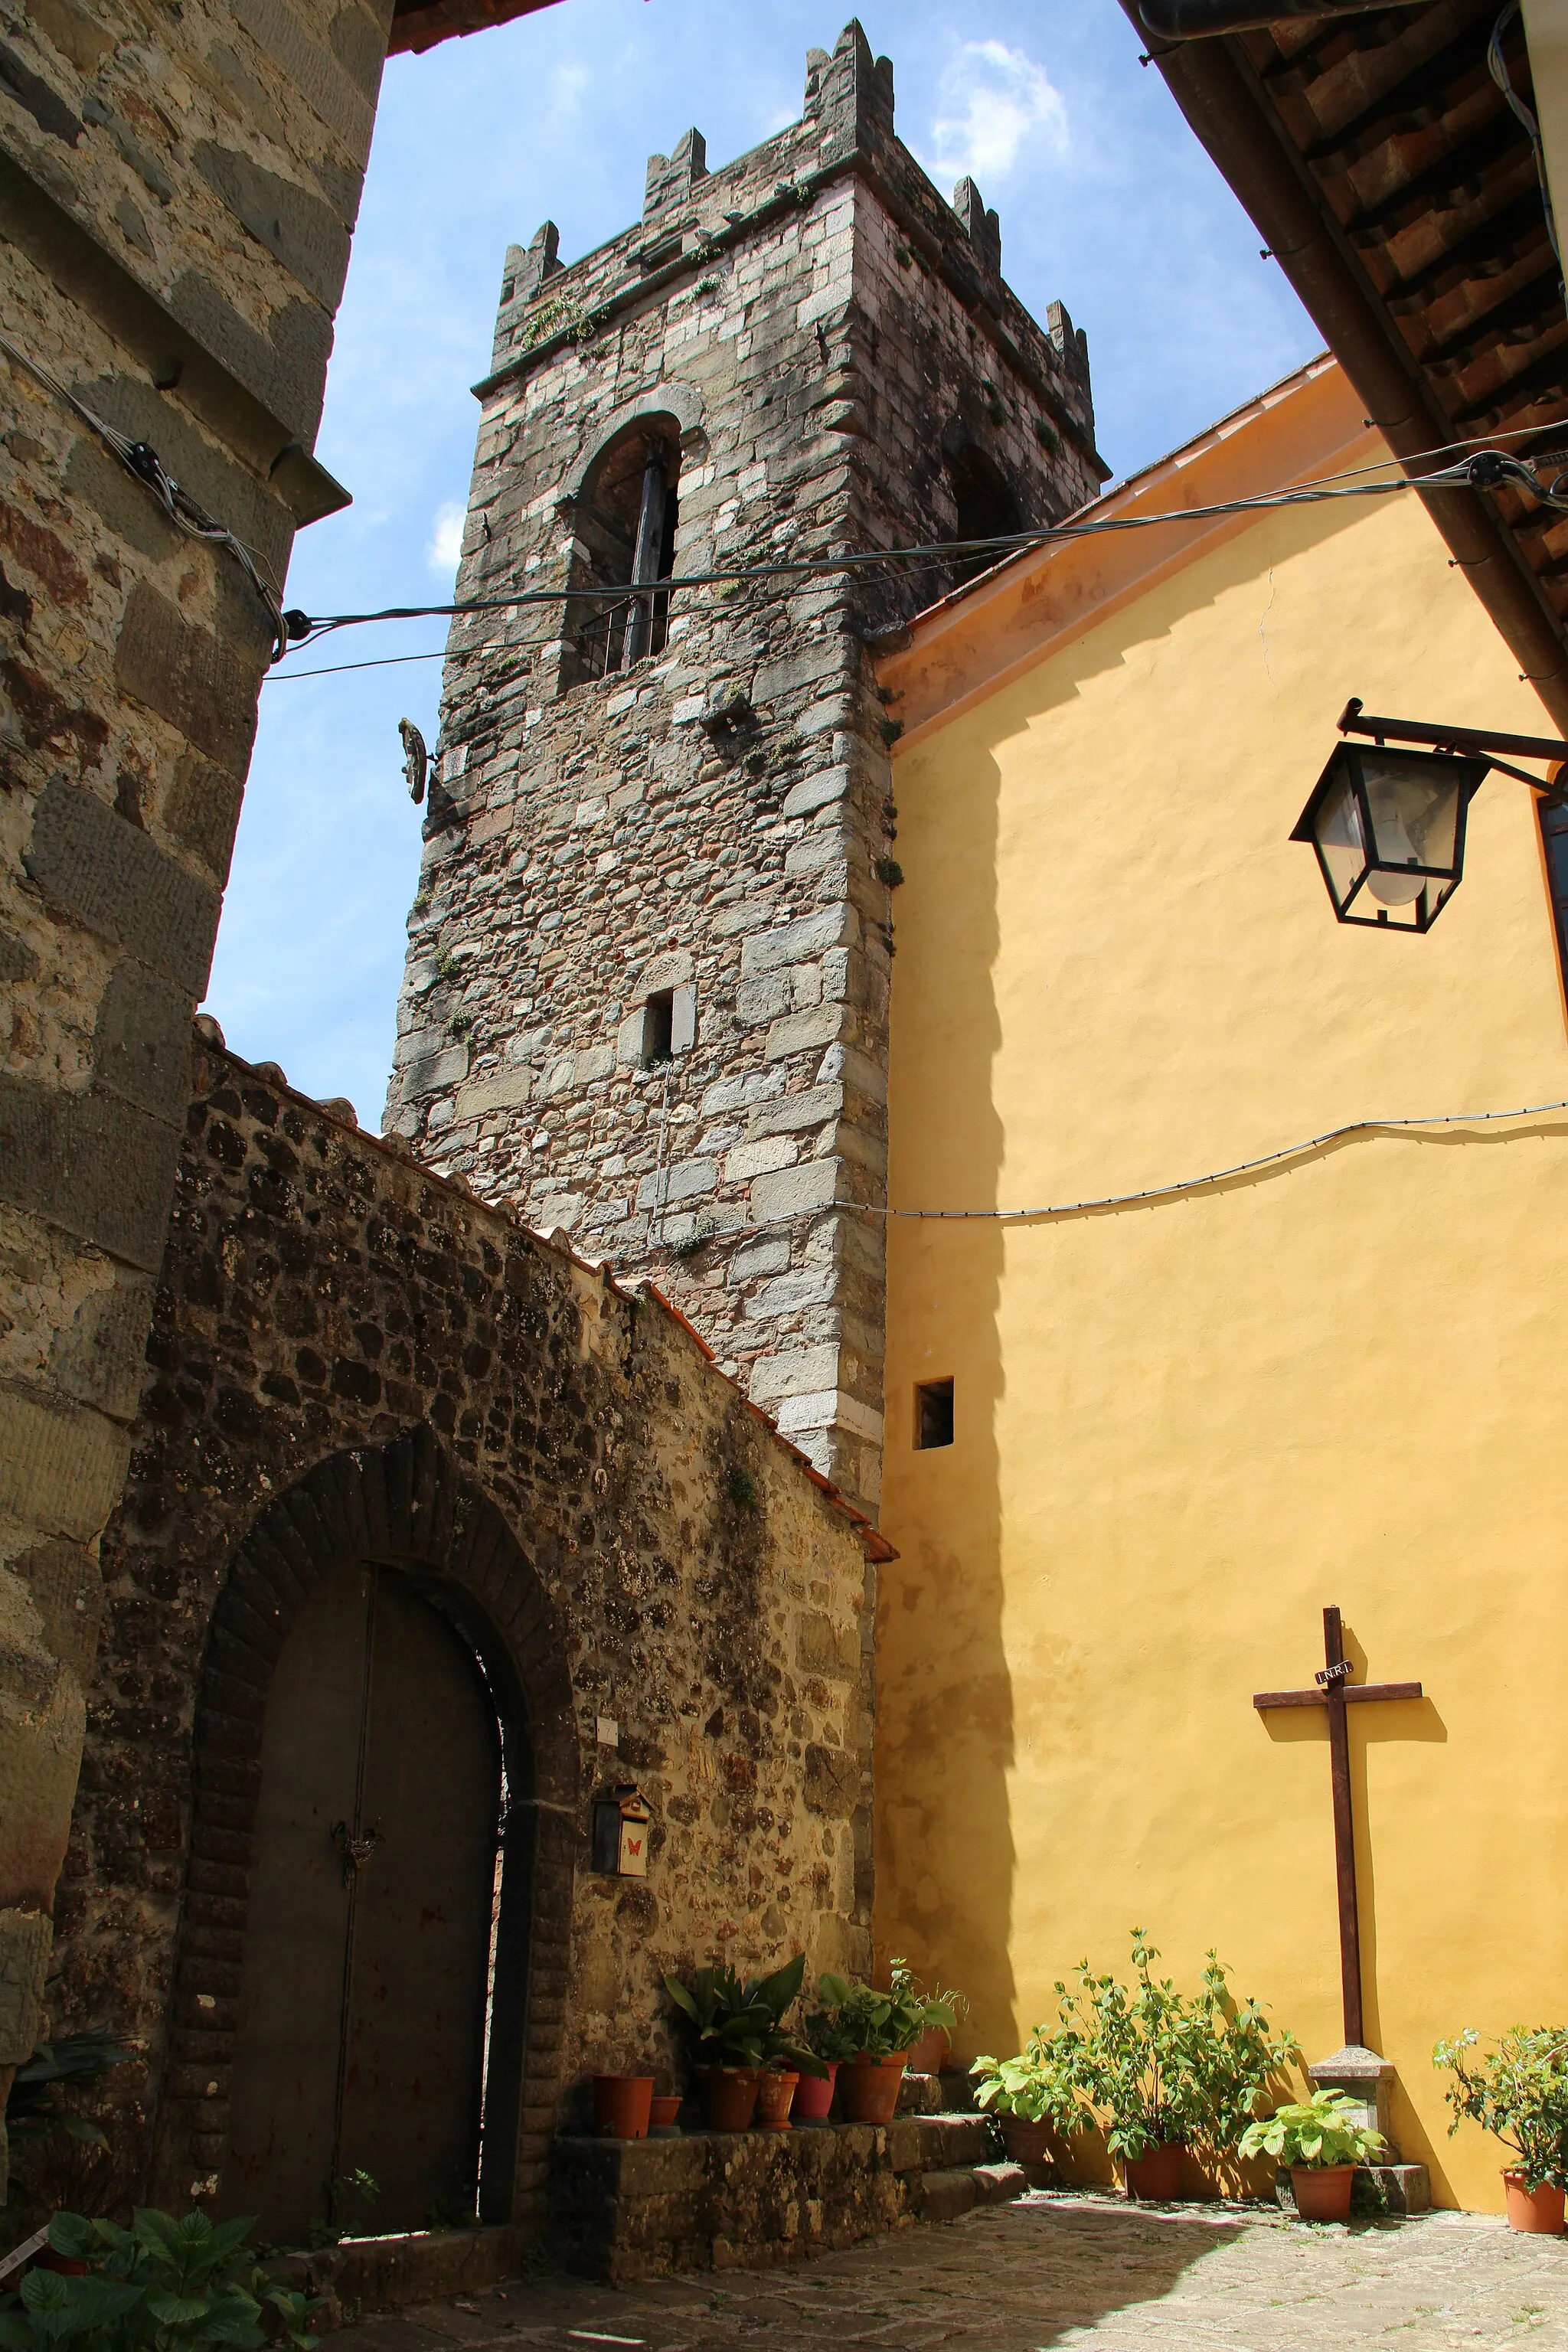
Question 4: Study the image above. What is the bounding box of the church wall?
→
[36,1031,876,2228]
[874,368,1568,2213]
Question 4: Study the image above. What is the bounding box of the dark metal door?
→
[221,1562,501,2245]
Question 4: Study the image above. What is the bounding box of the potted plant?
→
[1436,2027,1568,2233]
[796,2002,861,2123]
[662,1958,823,2133]
[815,1960,939,2125]
[906,1975,969,2077]
[1047,1932,1295,2200]
[592,2075,654,2139]
[1049,1934,1203,2198]
[972,2031,1085,2167]
[1240,2088,1384,2221]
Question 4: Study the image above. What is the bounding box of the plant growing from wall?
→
[1238,2089,1383,2170]
[662,1958,825,2076]
[0,2210,322,2352]
[1435,2028,1568,2189]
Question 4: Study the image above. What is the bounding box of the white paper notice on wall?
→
[596,1716,619,1748]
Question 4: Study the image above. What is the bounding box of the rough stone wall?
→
[39,1034,877,2226]
[382,21,1102,1525]
[0,0,413,2195]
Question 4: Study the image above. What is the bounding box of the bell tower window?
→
[564,422,681,691]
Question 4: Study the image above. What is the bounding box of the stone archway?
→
[152,1426,578,2232]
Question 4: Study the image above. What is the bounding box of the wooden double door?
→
[221,1561,505,2244]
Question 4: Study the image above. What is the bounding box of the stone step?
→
[915,2113,994,2167]
[897,2069,942,2115]
[938,2066,979,2113]
[919,2161,1027,2223]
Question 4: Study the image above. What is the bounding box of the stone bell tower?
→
[384,22,1103,1516]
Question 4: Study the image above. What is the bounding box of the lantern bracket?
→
[1338,698,1568,803]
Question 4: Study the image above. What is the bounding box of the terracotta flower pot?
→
[1122,2142,1185,2200]
[1291,2162,1356,2223]
[753,2069,799,2130]
[999,2115,1055,2166]
[31,2253,87,2277]
[648,2095,682,2129]
[695,2065,760,2132]
[1504,2169,1566,2234]
[838,2053,906,2125]
[906,2025,951,2076]
[792,2060,838,2122]
[593,2074,654,2139]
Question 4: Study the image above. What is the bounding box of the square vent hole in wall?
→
[915,1379,954,1450]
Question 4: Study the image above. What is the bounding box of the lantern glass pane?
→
[1312,768,1369,910]
[1361,754,1463,903]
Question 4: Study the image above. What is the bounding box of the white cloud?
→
[930,41,1070,188]
[427,499,466,575]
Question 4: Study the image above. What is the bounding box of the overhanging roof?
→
[388,0,566,57]
[1129,0,1568,727]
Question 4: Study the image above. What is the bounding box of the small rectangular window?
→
[915,1378,954,1450]
[642,990,675,1067]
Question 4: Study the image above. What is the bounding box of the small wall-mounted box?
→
[592,1784,652,1877]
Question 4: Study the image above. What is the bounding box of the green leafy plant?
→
[874,858,904,889]
[1239,2089,1384,2170]
[662,1958,825,2076]
[724,1465,757,1508]
[5,2036,134,2152]
[1047,1932,1296,2162]
[1435,2028,1568,2190]
[0,2210,322,2352]
[971,2033,1085,2135]
[810,1962,956,2061]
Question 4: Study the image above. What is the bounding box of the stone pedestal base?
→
[1295,2046,1429,2215]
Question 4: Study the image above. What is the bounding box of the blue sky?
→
[211,0,1319,1126]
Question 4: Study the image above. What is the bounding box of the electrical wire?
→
[867,1096,1568,1223]
[587,1097,1568,1254]
[275,449,1559,662]
[0,326,291,662]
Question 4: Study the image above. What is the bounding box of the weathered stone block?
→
[765,1007,844,1063]
[740,906,858,978]
[0,1076,182,1270]
[0,1387,130,1544]
[24,781,222,998]
[750,1159,840,1223]
[114,582,262,779]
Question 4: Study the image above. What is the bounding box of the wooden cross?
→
[1254,1606,1423,2050]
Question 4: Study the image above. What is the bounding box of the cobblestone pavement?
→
[341,2192,1568,2351]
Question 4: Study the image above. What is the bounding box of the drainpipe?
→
[1121,2,1568,729]
[1138,0,1424,32]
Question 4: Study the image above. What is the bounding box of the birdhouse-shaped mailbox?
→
[592,1785,652,1877]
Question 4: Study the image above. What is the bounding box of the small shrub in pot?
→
[1436,2027,1568,2233]
[1240,2089,1384,2222]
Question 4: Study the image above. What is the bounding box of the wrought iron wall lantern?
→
[1292,699,1568,933]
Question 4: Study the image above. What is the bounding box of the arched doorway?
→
[160,1432,578,2239]
[220,1562,506,2243]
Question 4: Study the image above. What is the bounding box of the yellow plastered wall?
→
[877,422,1568,2214]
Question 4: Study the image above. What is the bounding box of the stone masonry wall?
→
[0,0,414,2194]
[34,1033,880,2230]
[382,23,1102,1527]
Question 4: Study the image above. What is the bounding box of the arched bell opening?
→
[560,413,684,691]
